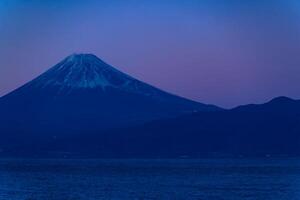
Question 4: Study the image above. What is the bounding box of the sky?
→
[1,0,300,108]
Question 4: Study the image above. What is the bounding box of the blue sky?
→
[1,0,300,107]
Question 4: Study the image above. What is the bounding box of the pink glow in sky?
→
[1,0,300,108]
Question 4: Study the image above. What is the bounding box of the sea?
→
[0,158,299,200]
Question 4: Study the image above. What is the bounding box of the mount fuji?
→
[1,54,299,157]
[0,54,219,139]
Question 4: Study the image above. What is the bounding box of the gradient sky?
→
[1,0,300,108]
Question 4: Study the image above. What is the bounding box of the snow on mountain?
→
[0,53,220,136]
[32,54,133,89]
[26,54,164,98]
[0,54,225,157]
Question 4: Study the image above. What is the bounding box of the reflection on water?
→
[0,158,300,200]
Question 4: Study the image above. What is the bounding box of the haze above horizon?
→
[1,0,300,108]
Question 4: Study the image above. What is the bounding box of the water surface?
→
[0,158,299,200]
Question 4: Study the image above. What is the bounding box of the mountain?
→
[0,54,219,148]
[98,96,299,157]
[3,95,299,158]
[233,96,300,113]
[1,54,299,158]
[37,96,299,158]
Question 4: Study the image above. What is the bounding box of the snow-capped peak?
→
[30,54,135,90]
[63,53,108,67]
[27,54,162,97]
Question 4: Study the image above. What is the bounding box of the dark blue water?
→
[0,158,300,200]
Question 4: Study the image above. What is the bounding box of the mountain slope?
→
[3,54,298,158]
[105,96,300,157]
[34,96,299,158]
[2,96,299,158]
[0,54,219,138]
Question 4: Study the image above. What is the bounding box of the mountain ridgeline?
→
[0,54,218,134]
[0,54,299,157]
[106,96,300,157]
